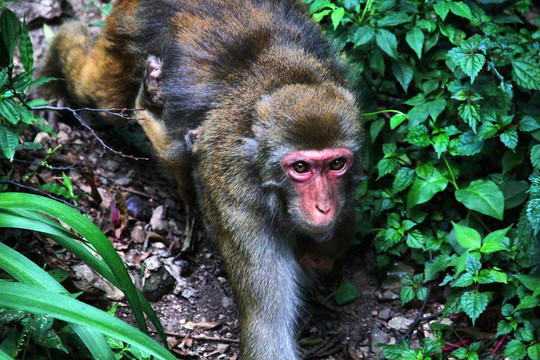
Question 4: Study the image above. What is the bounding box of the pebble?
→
[388,316,413,331]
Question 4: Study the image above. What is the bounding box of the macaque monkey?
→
[40,0,363,358]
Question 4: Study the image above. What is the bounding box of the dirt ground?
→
[4,1,447,359]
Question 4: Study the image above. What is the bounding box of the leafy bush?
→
[304,0,540,358]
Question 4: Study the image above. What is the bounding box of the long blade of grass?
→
[0,349,14,360]
[0,242,115,360]
[0,192,147,334]
[0,281,176,360]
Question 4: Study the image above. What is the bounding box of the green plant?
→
[304,0,540,358]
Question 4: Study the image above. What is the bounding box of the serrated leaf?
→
[514,274,540,297]
[0,66,8,88]
[0,125,18,160]
[0,98,20,124]
[415,162,434,180]
[465,254,482,273]
[496,320,514,336]
[393,167,415,193]
[331,7,345,29]
[452,222,481,251]
[460,291,488,324]
[481,226,511,253]
[478,269,507,284]
[512,59,540,90]
[376,29,398,59]
[401,286,415,304]
[519,116,540,132]
[428,99,446,121]
[528,343,540,360]
[500,129,518,149]
[405,124,431,147]
[449,131,484,156]
[406,27,424,59]
[353,25,375,47]
[458,103,480,132]
[432,132,449,158]
[392,60,413,92]
[455,180,504,220]
[452,273,474,287]
[406,229,424,249]
[390,113,407,129]
[460,53,485,83]
[531,144,540,169]
[1,8,20,59]
[504,340,527,359]
[19,20,33,74]
[377,158,398,179]
[407,169,448,208]
[334,281,357,305]
[449,2,473,20]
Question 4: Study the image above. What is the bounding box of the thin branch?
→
[32,105,150,161]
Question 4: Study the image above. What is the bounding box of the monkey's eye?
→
[329,158,346,171]
[292,162,309,173]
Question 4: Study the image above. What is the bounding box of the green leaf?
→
[461,53,485,83]
[496,320,514,336]
[19,20,33,74]
[432,131,449,158]
[312,9,332,22]
[452,272,474,287]
[465,254,482,273]
[406,229,424,249]
[376,29,398,59]
[458,103,481,132]
[377,12,411,27]
[392,167,415,193]
[519,116,540,132]
[512,59,540,90]
[452,222,481,251]
[406,27,424,59]
[500,129,518,149]
[460,290,488,324]
[389,113,407,129]
[428,99,446,121]
[0,8,20,59]
[377,158,398,179]
[449,2,473,20]
[504,339,527,359]
[514,274,540,297]
[0,98,21,124]
[334,281,357,305]
[433,1,450,20]
[392,60,413,92]
[0,125,18,161]
[528,344,540,360]
[531,144,540,169]
[353,25,375,47]
[400,286,415,304]
[455,180,505,220]
[405,124,431,147]
[449,131,484,156]
[331,7,345,29]
[407,169,449,208]
[481,226,511,253]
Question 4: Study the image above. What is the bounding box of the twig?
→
[0,180,87,213]
[148,329,240,343]
[32,105,150,161]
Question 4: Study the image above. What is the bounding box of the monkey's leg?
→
[135,56,199,210]
[40,5,140,124]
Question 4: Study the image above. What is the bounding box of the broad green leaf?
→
[500,181,529,209]
[377,157,398,179]
[428,99,446,121]
[377,12,410,27]
[313,9,332,22]
[478,269,507,284]
[334,281,357,305]
[481,226,511,253]
[515,295,539,312]
[353,25,375,47]
[461,52,485,83]
[433,1,450,20]
[460,290,488,324]
[504,340,527,359]
[0,126,18,161]
[331,7,345,29]
[465,253,482,273]
[455,180,504,220]
[432,131,449,158]
[449,131,484,156]
[452,273,474,287]
[406,27,424,59]
[519,116,540,132]
[452,222,481,251]
[449,2,473,20]
[376,29,398,59]
[0,98,20,124]
[19,20,33,73]
[392,60,413,92]
[514,274,540,297]
[400,286,414,304]
[512,59,540,90]
[0,8,20,59]
[406,229,424,249]
[389,113,407,129]
[458,103,480,132]
[500,129,518,149]
[392,167,415,193]
[531,144,540,169]
[407,169,448,208]
[528,344,540,360]
[405,124,431,147]
[0,66,8,88]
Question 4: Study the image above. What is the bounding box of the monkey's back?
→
[129,0,346,134]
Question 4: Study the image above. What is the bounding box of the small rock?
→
[371,310,378,317]
[370,325,389,354]
[57,130,69,144]
[378,308,392,320]
[150,205,168,232]
[130,225,145,243]
[116,176,132,187]
[34,131,52,144]
[378,290,399,300]
[388,316,414,331]
[216,344,229,354]
[221,296,235,309]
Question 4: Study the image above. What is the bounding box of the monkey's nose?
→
[316,204,330,214]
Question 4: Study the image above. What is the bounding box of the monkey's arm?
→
[218,224,302,360]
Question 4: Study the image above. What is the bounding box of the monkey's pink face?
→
[281,148,354,233]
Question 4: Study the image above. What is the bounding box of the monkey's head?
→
[254,83,362,239]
